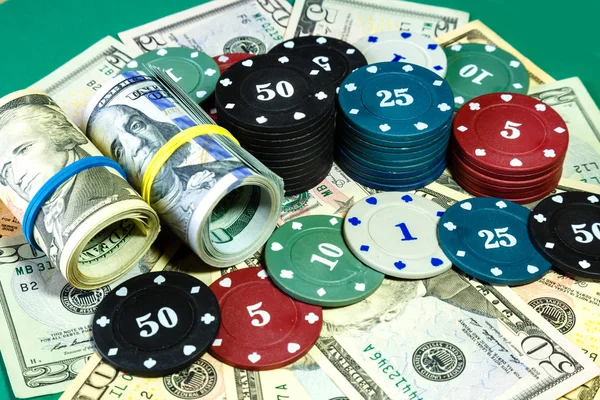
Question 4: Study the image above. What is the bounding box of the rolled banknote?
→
[0,90,160,289]
[82,70,284,267]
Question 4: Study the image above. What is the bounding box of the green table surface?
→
[0,0,598,398]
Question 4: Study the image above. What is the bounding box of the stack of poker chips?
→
[448,93,569,204]
[215,54,336,195]
[335,62,454,191]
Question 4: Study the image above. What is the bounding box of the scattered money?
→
[82,70,283,267]
[119,0,291,55]
[514,272,600,400]
[0,235,171,397]
[529,77,600,185]
[31,36,137,128]
[435,20,555,88]
[0,90,160,289]
[284,0,470,40]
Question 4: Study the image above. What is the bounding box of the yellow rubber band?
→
[141,125,239,203]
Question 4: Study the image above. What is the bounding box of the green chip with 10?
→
[120,47,220,103]
[443,43,529,109]
[265,215,384,307]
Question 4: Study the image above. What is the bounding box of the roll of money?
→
[0,90,161,289]
[82,71,284,267]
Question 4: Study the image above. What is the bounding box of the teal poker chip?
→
[265,215,384,307]
[438,197,552,285]
[120,47,220,103]
[337,62,454,143]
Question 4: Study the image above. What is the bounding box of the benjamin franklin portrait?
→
[87,103,244,237]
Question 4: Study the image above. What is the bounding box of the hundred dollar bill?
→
[82,71,283,267]
[31,36,136,128]
[0,235,169,397]
[435,20,555,90]
[528,77,600,186]
[0,90,160,288]
[513,272,600,400]
[284,0,469,41]
[119,0,291,55]
[0,200,21,237]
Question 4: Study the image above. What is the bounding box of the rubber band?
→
[141,125,239,203]
[23,156,127,250]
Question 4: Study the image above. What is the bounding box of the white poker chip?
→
[354,31,447,77]
[343,192,452,279]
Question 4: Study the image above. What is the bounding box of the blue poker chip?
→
[338,112,453,148]
[338,126,450,165]
[337,156,446,191]
[339,124,451,157]
[338,146,446,177]
[337,62,454,142]
[437,198,552,286]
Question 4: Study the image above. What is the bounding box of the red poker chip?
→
[448,140,566,182]
[452,169,560,204]
[452,93,568,175]
[209,268,322,371]
[452,165,561,196]
[212,53,253,74]
[449,149,562,189]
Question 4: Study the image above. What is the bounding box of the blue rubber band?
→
[23,156,127,250]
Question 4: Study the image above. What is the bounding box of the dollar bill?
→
[82,71,283,267]
[0,200,21,237]
[528,77,600,186]
[119,0,291,55]
[284,0,469,41]
[305,181,599,400]
[59,245,345,400]
[0,235,170,397]
[279,163,371,223]
[513,272,600,400]
[435,20,555,89]
[31,36,137,128]
[0,90,160,289]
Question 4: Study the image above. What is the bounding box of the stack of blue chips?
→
[335,62,454,191]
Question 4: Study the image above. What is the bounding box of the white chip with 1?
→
[343,192,452,279]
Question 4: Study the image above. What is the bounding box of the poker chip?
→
[335,62,453,190]
[269,36,368,87]
[265,215,384,306]
[214,54,336,195]
[213,53,253,73]
[354,31,447,77]
[92,272,221,377]
[438,198,552,285]
[443,43,529,108]
[528,191,600,280]
[343,193,452,279]
[449,93,569,203]
[120,47,220,104]
[209,268,322,370]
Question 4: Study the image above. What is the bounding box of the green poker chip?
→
[443,43,529,109]
[265,215,384,307]
[120,47,220,104]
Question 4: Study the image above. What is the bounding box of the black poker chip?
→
[214,53,336,195]
[215,54,335,133]
[528,191,600,280]
[269,36,368,87]
[92,272,221,377]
